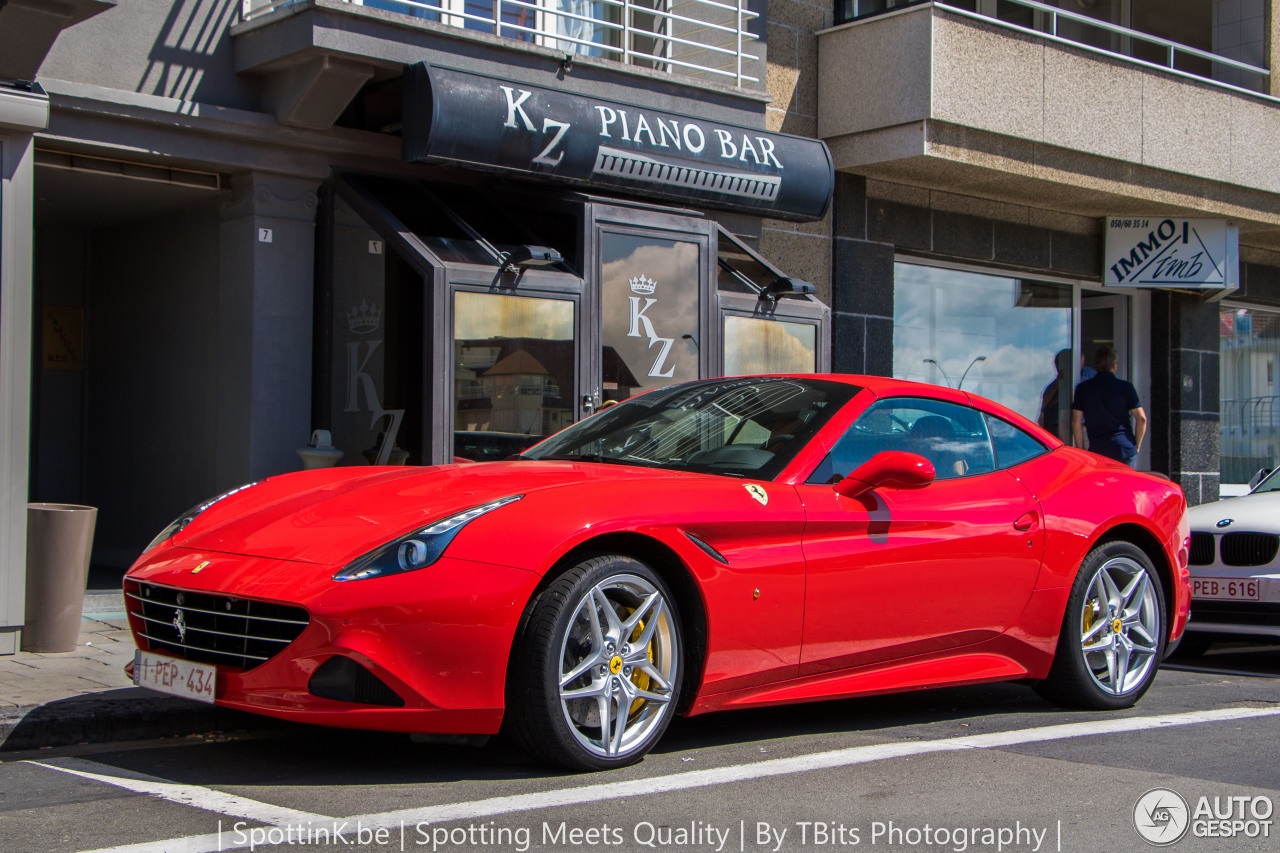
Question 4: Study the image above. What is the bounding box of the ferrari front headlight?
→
[333,494,524,582]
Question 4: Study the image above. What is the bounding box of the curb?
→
[82,589,125,615]
[0,688,283,752]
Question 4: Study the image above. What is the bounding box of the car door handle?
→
[1013,511,1037,531]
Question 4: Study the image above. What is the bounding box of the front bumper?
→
[125,547,540,734]
[1185,562,1280,640]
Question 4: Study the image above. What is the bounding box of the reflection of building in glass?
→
[455,339,574,437]
[602,347,643,404]
[1220,310,1280,484]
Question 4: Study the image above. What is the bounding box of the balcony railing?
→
[837,0,1271,98]
[243,0,761,86]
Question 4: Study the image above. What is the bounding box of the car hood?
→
[1187,491,1280,533]
[171,461,696,565]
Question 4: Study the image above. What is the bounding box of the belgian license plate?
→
[133,650,216,703]
[1193,578,1261,601]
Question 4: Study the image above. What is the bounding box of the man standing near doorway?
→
[1071,346,1147,466]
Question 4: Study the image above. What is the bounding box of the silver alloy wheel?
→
[557,573,678,759]
[1079,555,1160,695]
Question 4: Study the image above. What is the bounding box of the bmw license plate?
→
[133,650,217,703]
[1192,578,1261,601]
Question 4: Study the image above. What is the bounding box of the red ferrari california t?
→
[125,375,1190,770]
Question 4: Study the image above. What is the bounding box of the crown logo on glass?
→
[628,275,657,295]
[346,300,382,335]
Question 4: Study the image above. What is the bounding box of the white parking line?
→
[27,757,324,826]
[56,704,1280,853]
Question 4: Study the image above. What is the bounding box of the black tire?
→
[507,554,683,771]
[1036,540,1166,710]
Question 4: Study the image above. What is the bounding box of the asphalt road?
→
[3,644,1278,853]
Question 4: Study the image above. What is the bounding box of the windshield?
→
[1251,466,1280,493]
[523,377,860,479]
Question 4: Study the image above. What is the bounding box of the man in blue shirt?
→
[1071,347,1147,465]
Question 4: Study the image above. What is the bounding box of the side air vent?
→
[309,656,405,707]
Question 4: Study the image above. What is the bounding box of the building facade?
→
[0,0,1278,651]
[815,1,1280,512]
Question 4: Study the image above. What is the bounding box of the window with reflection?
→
[894,263,1072,433]
[600,232,700,402]
[454,291,576,461]
[1220,307,1280,488]
[984,413,1049,469]
[808,398,995,484]
[724,316,816,375]
[525,376,858,480]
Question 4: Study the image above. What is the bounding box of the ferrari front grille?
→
[1188,533,1216,566]
[125,580,310,671]
[1220,533,1279,568]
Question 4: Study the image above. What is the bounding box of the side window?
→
[985,414,1049,469]
[808,398,996,483]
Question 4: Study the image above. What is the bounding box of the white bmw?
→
[1182,468,1280,652]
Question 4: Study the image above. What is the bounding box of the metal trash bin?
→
[22,503,98,653]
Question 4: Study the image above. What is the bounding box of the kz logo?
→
[344,300,405,465]
[1134,788,1190,846]
[627,275,676,379]
[500,86,570,167]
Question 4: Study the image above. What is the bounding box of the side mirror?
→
[833,451,936,500]
[1249,467,1273,491]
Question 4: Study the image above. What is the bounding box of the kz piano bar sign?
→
[402,64,834,221]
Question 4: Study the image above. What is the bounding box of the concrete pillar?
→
[0,82,47,654]
[830,173,895,376]
[216,172,320,487]
[1151,292,1221,506]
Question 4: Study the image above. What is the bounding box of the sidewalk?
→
[0,591,272,752]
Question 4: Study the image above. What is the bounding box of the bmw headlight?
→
[333,495,524,582]
[142,482,260,554]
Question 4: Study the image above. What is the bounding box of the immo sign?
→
[1105,217,1238,290]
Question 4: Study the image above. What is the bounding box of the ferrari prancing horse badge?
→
[744,484,768,506]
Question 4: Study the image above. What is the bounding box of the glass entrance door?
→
[1082,294,1129,381]
[598,227,708,406]
[1080,292,1146,469]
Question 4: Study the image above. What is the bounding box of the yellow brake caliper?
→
[1083,595,1099,640]
[628,613,654,715]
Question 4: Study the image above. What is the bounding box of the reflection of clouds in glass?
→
[724,318,816,375]
[601,236,701,392]
[455,291,574,340]
[961,342,1062,417]
[893,263,1071,420]
[602,242,701,319]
